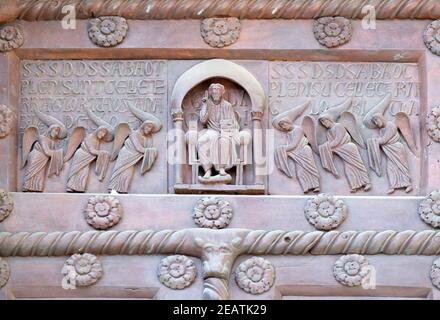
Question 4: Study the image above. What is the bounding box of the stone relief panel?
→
[17,60,167,194]
[0,104,15,138]
[157,255,197,290]
[0,189,13,223]
[177,77,256,190]
[61,253,103,288]
[269,61,421,196]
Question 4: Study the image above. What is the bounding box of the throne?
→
[170,59,267,194]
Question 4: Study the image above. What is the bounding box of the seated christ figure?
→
[196,83,250,184]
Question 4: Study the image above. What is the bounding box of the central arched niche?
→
[170,59,267,194]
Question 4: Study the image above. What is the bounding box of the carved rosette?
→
[430,257,440,289]
[419,190,440,228]
[424,20,440,56]
[235,257,275,295]
[200,17,240,48]
[0,188,13,223]
[333,254,370,287]
[62,253,103,287]
[0,258,10,288]
[313,17,352,48]
[427,107,440,142]
[87,16,128,47]
[0,24,24,52]
[158,255,197,290]
[304,193,347,231]
[0,105,14,138]
[193,197,233,229]
[84,195,122,230]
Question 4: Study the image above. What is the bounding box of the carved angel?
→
[107,104,161,193]
[21,111,67,192]
[317,99,371,193]
[273,101,320,193]
[363,94,417,194]
[64,109,116,193]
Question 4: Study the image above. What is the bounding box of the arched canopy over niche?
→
[171,59,266,116]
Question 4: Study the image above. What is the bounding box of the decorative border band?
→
[1,228,440,257]
[0,0,439,24]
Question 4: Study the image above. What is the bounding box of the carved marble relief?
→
[313,17,352,48]
[430,257,440,290]
[235,257,275,295]
[157,255,197,290]
[318,99,371,193]
[363,94,416,194]
[108,104,161,193]
[61,253,103,288]
[269,61,420,195]
[88,16,128,47]
[171,59,266,194]
[84,195,122,230]
[273,101,320,193]
[0,258,10,288]
[200,18,240,48]
[18,60,166,194]
[419,190,440,228]
[193,197,233,229]
[65,109,115,193]
[195,236,243,300]
[0,189,13,223]
[0,24,24,52]
[0,105,15,138]
[21,110,67,192]
[333,254,371,287]
[304,193,347,231]
[424,20,440,56]
[194,83,252,185]
[427,106,440,142]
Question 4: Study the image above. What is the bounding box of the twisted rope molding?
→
[0,0,439,24]
[1,229,440,257]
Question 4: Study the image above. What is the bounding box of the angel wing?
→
[64,127,86,162]
[302,115,319,154]
[395,112,418,156]
[21,126,39,169]
[111,123,131,161]
[339,111,365,149]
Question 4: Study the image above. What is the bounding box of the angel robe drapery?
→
[275,127,319,192]
[23,137,63,192]
[66,138,110,192]
[367,122,411,189]
[108,132,157,193]
[319,123,370,190]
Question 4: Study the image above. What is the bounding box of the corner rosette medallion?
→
[62,253,103,287]
[427,106,440,142]
[313,17,352,48]
[88,16,128,47]
[419,190,440,228]
[84,195,122,230]
[0,24,24,52]
[158,255,197,290]
[333,254,370,287]
[200,17,240,48]
[304,193,347,231]
[193,197,233,229]
[0,188,13,223]
[235,257,275,295]
[424,20,440,56]
[430,257,440,289]
[0,105,14,138]
[0,258,10,288]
